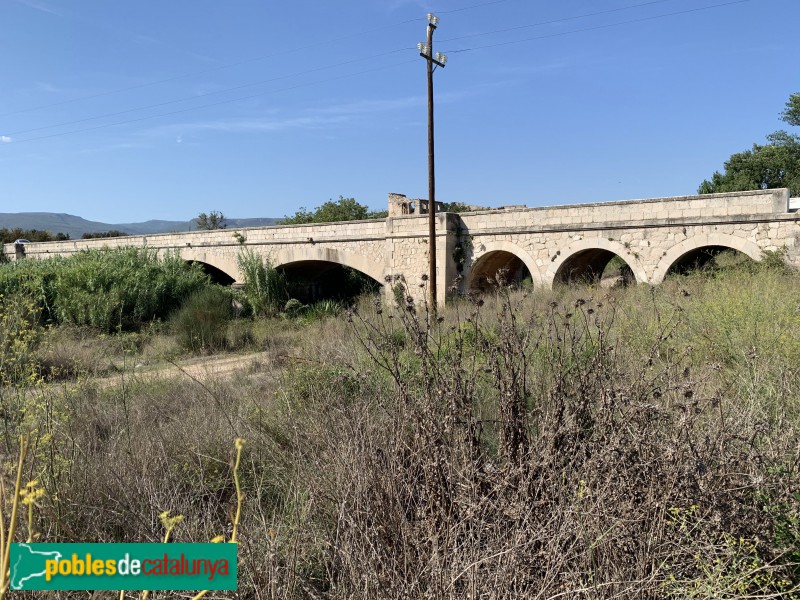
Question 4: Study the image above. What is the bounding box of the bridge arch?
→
[272,247,386,303]
[466,240,542,292]
[652,233,763,283]
[546,238,648,288]
[180,248,242,285]
[272,247,386,283]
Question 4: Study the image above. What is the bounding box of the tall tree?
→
[698,133,800,196]
[196,211,227,230]
[279,196,387,225]
[697,93,800,196]
[781,92,800,127]
[699,92,800,197]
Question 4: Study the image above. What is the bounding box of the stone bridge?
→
[5,188,800,306]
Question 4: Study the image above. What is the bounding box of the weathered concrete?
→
[5,188,798,305]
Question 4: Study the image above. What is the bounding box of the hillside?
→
[0,212,280,239]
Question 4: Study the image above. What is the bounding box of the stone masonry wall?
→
[4,189,798,306]
[458,189,798,289]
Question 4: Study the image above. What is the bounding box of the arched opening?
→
[277,261,381,304]
[554,249,636,286]
[664,246,756,277]
[468,250,532,293]
[189,261,236,286]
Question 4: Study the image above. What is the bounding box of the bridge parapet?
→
[3,218,389,257]
[457,188,789,232]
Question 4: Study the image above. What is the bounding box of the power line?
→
[436,0,521,14]
[444,0,758,53]
[0,0,525,119]
[439,0,680,43]
[1,47,414,138]
[0,21,421,120]
[1,0,762,146]
[0,0,735,139]
[4,59,418,145]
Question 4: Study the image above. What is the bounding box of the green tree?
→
[0,228,68,244]
[700,92,800,196]
[196,211,227,230]
[781,92,800,127]
[0,229,70,261]
[440,202,470,213]
[279,196,386,224]
[81,230,129,239]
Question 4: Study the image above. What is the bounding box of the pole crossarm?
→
[419,53,447,68]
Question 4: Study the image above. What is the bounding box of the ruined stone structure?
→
[5,188,800,306]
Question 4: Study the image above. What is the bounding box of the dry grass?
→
[1,266,800,598]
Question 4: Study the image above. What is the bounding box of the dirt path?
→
[95,351,273,389]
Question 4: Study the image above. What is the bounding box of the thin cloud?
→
[76,141,151,155]
[140,92,476,140]
[142,115,349,139]
[313,96,425,116]
[11,0,63,16]
[494,62,569,76]
[33,82,70,94]
[385,0,431,11]
[308,92,473,117]
[17,81,85,96]
[133,33,224,65]
[1,136,12,143]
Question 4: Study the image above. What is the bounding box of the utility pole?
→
[418,14,447,313]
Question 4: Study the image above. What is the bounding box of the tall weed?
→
[237,249,288,317]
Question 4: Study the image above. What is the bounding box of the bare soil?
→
[94,351,273,389]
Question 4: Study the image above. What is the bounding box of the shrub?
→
[50,248,209,331]
[300,278,800,598]
[761,247,793,273]
[284,298,305,317]
[225,318,257,350]
[300,299,342,323]
[0,248,211,331]
[1,264,799,599]
[0,293,41,384]
[172,286,233,352]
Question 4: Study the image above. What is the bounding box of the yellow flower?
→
[20,481,45,506]
[158,510,184,531]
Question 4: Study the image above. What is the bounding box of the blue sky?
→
[1,0,797,222]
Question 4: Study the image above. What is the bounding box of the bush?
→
[0,248,211,331]
[2,264,799,599]
[0,292,41,384]
[172,286,233,352]
[225,318,257,351]
[289,276,800,598]
[294,299,343,324]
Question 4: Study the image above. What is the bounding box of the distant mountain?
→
[0,212,280,240]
